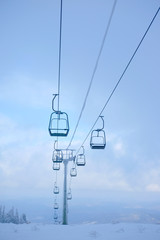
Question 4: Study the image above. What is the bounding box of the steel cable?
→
[67,0,118,149]
[76,7,160,154]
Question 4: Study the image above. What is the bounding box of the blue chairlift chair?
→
[48,94,69,137]
[54,201,59,209]
[67,188,72,200]
[70,167,77,177]
[53,162,60,171]
[54,211,58,220]
[76,146,86,166]
[90,116,106,149]
[70,160,77,177]
[52,141,63,163]
[53,183,59,194]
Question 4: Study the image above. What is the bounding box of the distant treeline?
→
[0,205,29,224]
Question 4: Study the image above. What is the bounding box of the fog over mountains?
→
[1,197,160,225]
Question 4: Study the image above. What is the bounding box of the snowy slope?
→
[0,223,160,240]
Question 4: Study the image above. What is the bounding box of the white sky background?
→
[0,0,160,205]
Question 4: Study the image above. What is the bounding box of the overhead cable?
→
[67,0,118,149]
[56,0,63,147]
[76,7,160,154]
[57,0,63,111]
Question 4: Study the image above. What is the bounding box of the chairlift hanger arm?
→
[52,94,59,112]
[54,140,58,150]
[97,116,104,131]
[81,146,85,155]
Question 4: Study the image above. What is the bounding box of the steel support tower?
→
[62,149,75,225]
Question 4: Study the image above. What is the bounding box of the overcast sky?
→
[0,0,160,209]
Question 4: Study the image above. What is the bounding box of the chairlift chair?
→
[90,116,106,149]
[76,154,86,166]
[54,202,59,209]
[67,188,72,200]
[76,146,86,166]
[52,149,63,163]
[48,95,69,137]
[53,162,60,171]
[53,184,59,194]
[54,219,59,224]
[90,129,106,149]
[70,159,77,177]
[54,211,58,220]
[52,142,63,163]
[49,111,69,137]
[70,167,77,177]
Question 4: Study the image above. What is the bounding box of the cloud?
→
[0,113,53,195]
[0,113,48,150]
[0,74,52,108]
[106,132,126,158]
[142,167,160,192]
[71,158,133,192]
[0,142,53,194]
[146,184,160,192]
[113,142,125,157]
[1,112,160,200]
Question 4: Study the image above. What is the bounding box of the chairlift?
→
[70,162,77,177]
[53,183,59,194]
[90,116,106,149]
[54,211,58,220]
[52,141,63,163]
[53,162,60,171]
[48,95,69,137]
[52,150,63,163]
[54,218,59,224]
[76,146,86,166]
[54,201,59,209]
[67,188,72,200]
[70,167,77,177]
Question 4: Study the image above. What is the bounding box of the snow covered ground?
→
[0,222,160,240]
